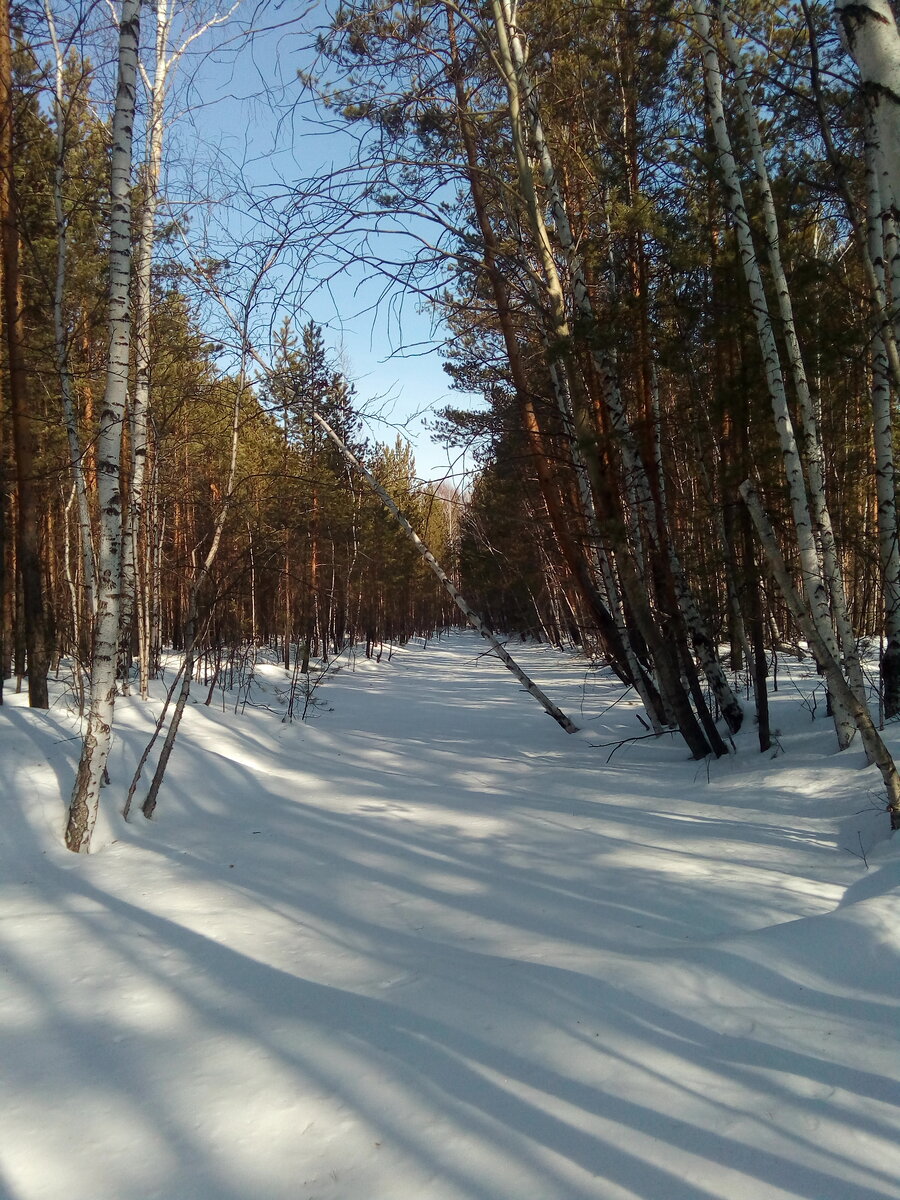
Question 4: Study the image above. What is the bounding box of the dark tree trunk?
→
[0,0,49,707]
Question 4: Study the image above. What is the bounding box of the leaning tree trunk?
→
[137,366,244,820]
[447,15,642,697]
[742,481,900,828]
[716,0,866,706]
[693,0,856,748]
[65,0,142,853]
[310,406,580,735]
[492,0,740,740]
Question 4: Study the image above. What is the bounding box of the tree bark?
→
[44,0,96,651]
[716,0,866,707]
[66,0,142,853]
[742,480,900,826]
[493,0,739,738]
[835,0,900,219]
[693,1,856,748]
[864,117,900,715]
[0,0,50,708]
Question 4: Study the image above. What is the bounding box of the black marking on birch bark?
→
[840,2,891,30]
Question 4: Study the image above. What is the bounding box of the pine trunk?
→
[0,0,49,708]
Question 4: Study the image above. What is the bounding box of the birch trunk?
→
[693,1,856,748]
[716,0,866,707]
[65,0,141,853]
[866,131,900,715]
[121,1,240,689]
[835,0,900,218]
[546,358,665,731]
[119,6,165,687]
[742,481,900,825]
[803,0,900,389]
[493,0,741,737]
[446,14,641,693]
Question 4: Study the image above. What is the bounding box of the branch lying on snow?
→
[586,731,678,763]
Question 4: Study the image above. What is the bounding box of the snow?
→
[1,632,899,1200]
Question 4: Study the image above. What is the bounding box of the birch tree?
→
[828,0,900,712]
[692,0,858,748]
[864,123,900,715]
[835,0,900,219]
[713,2,866,707]
[121,0,240,698]
[66,0,142,853]
[488,0,738,750]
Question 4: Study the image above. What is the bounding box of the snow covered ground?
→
[1,632,899,1200]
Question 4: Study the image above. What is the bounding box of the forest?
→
[4,0,900,853]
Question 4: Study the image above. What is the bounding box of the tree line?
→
[4,0,900,847]
[297,0,900,816]
[0,0,457,850]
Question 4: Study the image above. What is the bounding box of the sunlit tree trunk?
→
[491,0,738,748]
[446,12,642,694]
[122,0,238,693]
[66,0,142,853]
[715,0,866,706]
[864,126,900,715]
[693,0,855,748]
[835,0,900,215]
[742,481,900,827]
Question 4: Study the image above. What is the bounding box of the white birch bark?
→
[489,4,711,749]
[65,0,142,853]
[692,1,856,748]
[742,480,900,825]
[802,0,900,388]
[546,355,665,731]
[715,1,867,708]
[835,0,900,217]
[119,0,166,694]
[493,0,741,735]
[525,260,665,728]
[866,131,900,714]
[121,0,241,695]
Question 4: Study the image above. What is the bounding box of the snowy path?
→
[1,633,899,1199]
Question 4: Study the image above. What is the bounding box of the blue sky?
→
[160,1,483,485]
